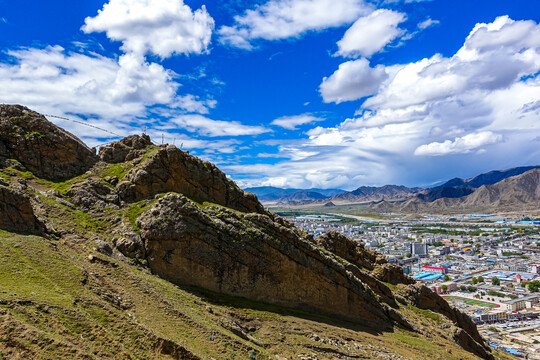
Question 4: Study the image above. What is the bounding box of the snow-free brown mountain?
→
[269,166,540,214]
[392,167,540,214]
[0,105,498,359]
[369,168,540,214]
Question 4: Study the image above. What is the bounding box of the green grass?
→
[23,131,45,139]
[2,166,83,193]
[392,330,460,359]
[0,232,80,308]
[406,304,441,322]
[125,199,157,233]
[139,146,160,164]
[1,161,131,195]
[443,296,499,308]
[38,194,106,233]
[99,163,130,181]
[0,231,274,359]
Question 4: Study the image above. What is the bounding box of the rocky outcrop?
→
[0,105,98,180]
[115,233,145,258]
[0,184,41,233]
[317,231,380,271]
[398,283,492,359]
[66,178,121,211]
[138,193,392,326]
[118,145,265,214]
[316,231,414,286]
[315,231,413,305]
[99,134,152,163]
[372,262,415,286]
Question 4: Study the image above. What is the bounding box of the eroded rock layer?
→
[0,105,98,180]
[138,194,390,325]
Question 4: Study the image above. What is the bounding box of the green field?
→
[443,296,500,308]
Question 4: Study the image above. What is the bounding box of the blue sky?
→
[1,0,539,190]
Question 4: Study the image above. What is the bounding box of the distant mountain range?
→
[245,186,344,202]
[332,185,423,203]
[381,167,540,214]
[417,165,540,202]
[247,165,540,213]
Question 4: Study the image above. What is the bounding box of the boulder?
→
[99,134,152,163]
[316,232,414,287]
[115,233,145,258]
[95,239,113,256]
[372,263,415,285]
[0,184,41,233]
[0,104,98,180]
[66,178,120,211]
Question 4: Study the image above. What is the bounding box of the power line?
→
[42,113,122,138]
[42,113,164,148]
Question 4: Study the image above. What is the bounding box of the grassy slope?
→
[0,232,517,360]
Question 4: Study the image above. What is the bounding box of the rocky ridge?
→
[0,105,495,359]
[0,104,98,180]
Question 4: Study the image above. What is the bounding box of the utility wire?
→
[42,114,122,138]
[42,113,164,148]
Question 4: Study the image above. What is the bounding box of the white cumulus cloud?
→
[336,9,406,58]
[270,114,324,130]
[218,0,373,49]
[365,16,540,111]
[0,46,221,146]
[0,46,155,119]
[82,0,214,58]
[235,17,540,188]
[0,46,218,119]
[169,114,270,137]
[320,58,388,103]
[414,131,503,156]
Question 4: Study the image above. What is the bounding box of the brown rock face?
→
[317,231,378,270]
[399,283,493,359]
[119,145,265,214]
[316,231,395,305]
[138,193,392,326]
[0,105,98,180]
[99,134,152,163]
[317,231,414,286]
[0,185,40,233]
[372,262,415,286]
[66,178,121,211]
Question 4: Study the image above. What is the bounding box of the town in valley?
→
[283,210,540,358]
